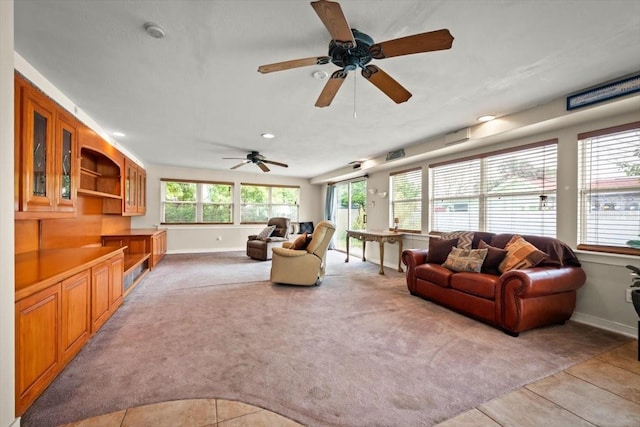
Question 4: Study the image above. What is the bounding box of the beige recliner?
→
[270,220,336,286]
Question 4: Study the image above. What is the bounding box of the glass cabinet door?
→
[55,113,77,212]
[32,110,48,197]
[22,92,55,212]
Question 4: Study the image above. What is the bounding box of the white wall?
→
[0,0,17,425]
[131,164,324,253]
[360,106,640,337]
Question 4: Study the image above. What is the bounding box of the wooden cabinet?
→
[15,247,125,415]
[15,285,61,416]
[102,229,166,296]
[61,270,91,365]
[124,157,146,216]
[151,229,167,267]
[90,254,124,333]
[15,73,78,219]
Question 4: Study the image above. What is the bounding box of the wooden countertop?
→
[101,228,166,237]
[15,247,126,301]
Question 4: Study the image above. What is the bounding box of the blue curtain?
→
[325,185,336,249]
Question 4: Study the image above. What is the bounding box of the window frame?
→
[160,178,233,225]
[429,139,558,236]
[389,167,422,233]
[240,182,300,224]
[577,121,640,256]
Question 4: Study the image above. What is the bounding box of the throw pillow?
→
[291,232,310,250]
[426,238,459,264]
[478,240,508,275]
[498,235,549,273]
[256,225,276,241]
[442,247,488,273]
[441,231,474,249]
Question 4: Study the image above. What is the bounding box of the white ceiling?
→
[14,0,640,179]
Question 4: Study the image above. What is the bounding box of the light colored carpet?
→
[22,250,630,427]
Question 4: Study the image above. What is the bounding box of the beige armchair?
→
[270,220,336,286]
[247,217,291,261]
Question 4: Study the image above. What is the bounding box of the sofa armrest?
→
[500,267,586,299]
[272,247,310,258]
[402,249,429,294]
[498,266,586,334]
[248,235,258,240]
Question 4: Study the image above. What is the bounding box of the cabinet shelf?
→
[77,188,122,200]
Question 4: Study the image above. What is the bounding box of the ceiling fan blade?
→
[361,65,412,104]
[258,56,331,74]
[370,29,454,59]
[315,69,348,107]
[262,159,289,168]
[231,160,250,170]
[310,0,356,49]
[257,162,270,172]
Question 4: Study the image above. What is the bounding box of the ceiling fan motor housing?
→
[329,29,374,71]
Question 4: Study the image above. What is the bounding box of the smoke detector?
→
[144,22,166,39]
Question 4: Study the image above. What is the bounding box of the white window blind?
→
[484,144,557,236]
[578,122,640,253]
[430,159,480,232]
[390,168,422,231]
[430,141,557,236]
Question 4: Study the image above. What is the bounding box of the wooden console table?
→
[345,230,404,275]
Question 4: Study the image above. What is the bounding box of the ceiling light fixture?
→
[478,115,496,122]
[312,70,329,80]
[144,22,166,39]
[261,133,275,139]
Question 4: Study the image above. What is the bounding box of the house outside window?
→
[240,183,299,223]
[390,168,422,232]
[161,179,233,224]
[430,140,557,236]
[578,122,640,255]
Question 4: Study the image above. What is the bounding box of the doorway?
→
[334,178,366,254]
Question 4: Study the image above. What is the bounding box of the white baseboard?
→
[571,311,637,338]
[167,247,244,254]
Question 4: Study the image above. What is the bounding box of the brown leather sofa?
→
[402,232,586,336]
[246,217,291,261]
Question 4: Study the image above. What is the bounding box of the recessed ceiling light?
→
[478,115,496,122]
[112,131,125,137]
[144,22,166,39]
[261,133,275,139]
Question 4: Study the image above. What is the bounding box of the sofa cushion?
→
[442,231,474,249]
[426,238,458,264]
[450,272,500,299]
[415,263,454,288]
[479,240,508,275]
[256,225,276,240]
[442,247,488,273]
[498,235,548,273]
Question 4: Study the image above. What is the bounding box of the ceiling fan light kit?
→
[223,151,288,173]
[257,0,454,108]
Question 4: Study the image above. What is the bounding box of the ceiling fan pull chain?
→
[353,72,357,119]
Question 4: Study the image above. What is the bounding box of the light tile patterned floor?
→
[64,341,639,427]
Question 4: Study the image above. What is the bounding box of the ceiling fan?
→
[223,151,289,173]
[257,0,454,107]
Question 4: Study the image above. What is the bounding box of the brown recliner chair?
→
[246,217,291,261]
[270,220,336,286]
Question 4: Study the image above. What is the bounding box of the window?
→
[240,183,299,223]
[161,179,233,224]
[578,122,640,254]
[430,140,557,236]
[390,168,422,231]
